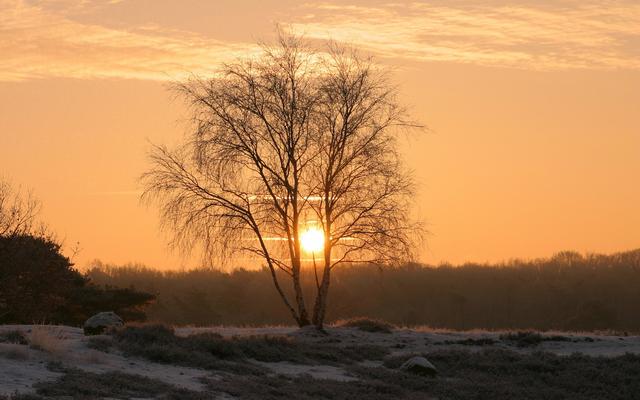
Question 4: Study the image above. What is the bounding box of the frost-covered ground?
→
[0,325,208,395]
[178,325,640,357]
[1,324,639,399]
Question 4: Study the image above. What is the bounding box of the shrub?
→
[110,324,388,372]
[0,330,27,345]
[499,331,543,347]
[111,324,265,375]
[87,336,114,353]
[60,285,156,323]
[335,318,395,333]
[0,235,82,323]
[0,234,155,325]
[441,338,497,346]
[499,331,573,347]
[33,369,206,399]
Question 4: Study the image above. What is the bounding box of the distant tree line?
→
[87,248,640,332]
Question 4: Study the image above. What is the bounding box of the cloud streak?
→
[290,2,640,70]
[0,0,259,81]
[0,0,638,82]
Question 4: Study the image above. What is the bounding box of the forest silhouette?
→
[87,248,640,332]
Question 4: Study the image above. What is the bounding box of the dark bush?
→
[0,234,83,323]
[336,317,395,333]
[0,330,28,345]
[499,331,545,347]
[499,331,574,347]
[59,285,156,323]
[33,369,206,399]
[87,335,114,352]
[441,337,497,346]
[110,324,388,371]
[0,234,154,325]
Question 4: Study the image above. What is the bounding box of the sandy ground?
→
[1,324,639,396]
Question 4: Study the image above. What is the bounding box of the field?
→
[1,323,639,399]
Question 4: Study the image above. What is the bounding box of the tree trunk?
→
[292,262,310,327]
[312,237,332,329]
[256,232,301,326]
[290,214,310,327]
[312,216,332,330]
[312,265,331,329]
[291,245,310,326]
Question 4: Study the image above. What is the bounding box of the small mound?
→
[335,318,395,333]
[291,325,330,338]
[499,331,574,347]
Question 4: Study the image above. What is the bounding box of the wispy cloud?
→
[290,2,640,70]
[1,0,638,82]
[0,0,259,81]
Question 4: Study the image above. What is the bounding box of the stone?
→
[83,311,123,335]
[400,356,438,376]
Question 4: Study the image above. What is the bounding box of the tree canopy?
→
[142,34,422,328]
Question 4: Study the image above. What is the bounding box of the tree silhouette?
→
[0,178,43,237]
[0,179,155,324]
[0,234,155,324]
[142,33,421,328]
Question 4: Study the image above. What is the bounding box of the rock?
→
[400,356,437,376]
[83,311,123,335]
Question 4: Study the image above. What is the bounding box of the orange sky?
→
[1,0,638,269]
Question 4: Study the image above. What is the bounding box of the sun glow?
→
[300,227,325,253]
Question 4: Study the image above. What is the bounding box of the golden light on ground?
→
[300,227,325,253]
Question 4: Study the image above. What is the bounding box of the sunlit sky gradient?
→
[1,0,638,269]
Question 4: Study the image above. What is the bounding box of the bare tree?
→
[0,178,43,237]
[308,47,421,328]
[142,34,319,326]
[142,33,421,328]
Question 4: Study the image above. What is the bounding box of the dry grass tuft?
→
[28,326,69,356]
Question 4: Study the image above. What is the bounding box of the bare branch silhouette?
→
[0,178,43,237]
[307,45,424,327]
[142,32,423,328]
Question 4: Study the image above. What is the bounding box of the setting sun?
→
[300,227,325,253]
